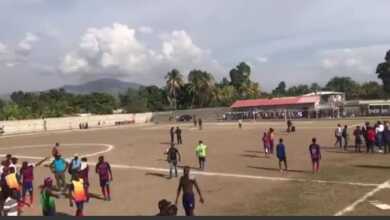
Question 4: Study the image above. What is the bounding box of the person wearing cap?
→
[69,154,81,180]
[40,177,59,216]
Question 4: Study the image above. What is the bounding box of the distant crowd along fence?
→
[0,112,153,135]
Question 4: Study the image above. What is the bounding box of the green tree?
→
[188,70,215,108]
[359,81,384,100]
[272,81,287,97]
[376,50,390,95]
[120,88,148,113]
[165,69,184,110]
[138,86,167,111]
[325,77,360,99]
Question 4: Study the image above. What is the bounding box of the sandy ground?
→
[1,119,390,216]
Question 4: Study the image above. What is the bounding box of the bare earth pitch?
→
[1,120,390,216]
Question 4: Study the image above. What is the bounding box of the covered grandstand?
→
[228,91,345,120]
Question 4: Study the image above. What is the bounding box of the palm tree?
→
[188,70,215,108]
[165,69,184,110]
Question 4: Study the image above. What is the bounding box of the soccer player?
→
[170,127,175,144]
[176,127,182,145]
[20,157,49,206]
[262,132,270,158]
[198,118,203,130]
[276,139,288,174]
[195,141,207,170]
[175,166,204,216]
[238,119,243,129]
[166,144,181,178]
[287,120,292,133]
[40,177,59,216]
[95,156,113,201]
[268,128,275,154]
[68,173,87,216]
[79,157,89,202]
[50,155,68,192]
[309,138,321,174]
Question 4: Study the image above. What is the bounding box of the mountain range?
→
[62,78,143,95]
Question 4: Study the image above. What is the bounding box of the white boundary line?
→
[0,143,114,160]
[334,180,390,216]
[0,144,382,189]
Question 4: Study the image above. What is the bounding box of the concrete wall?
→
[0,112,153,135]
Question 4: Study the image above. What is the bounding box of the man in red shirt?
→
[367,126,376,153]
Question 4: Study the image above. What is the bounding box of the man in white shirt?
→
[334,124,343,148]
[376,121,385,150]
[3,190,19,216]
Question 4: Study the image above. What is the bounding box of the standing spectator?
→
[366,126,376,153]
[342,125,348,150]
[353,126,363,153]
[362,122,370,150]
[309,138,321,174]
[376,121,385,152]
[334,124,343,148]
[52,142,60,158]
[176,127,182,145]
[238,119,243,129]
[384,124,390,154]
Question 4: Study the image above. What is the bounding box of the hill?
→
[62,78,142,95]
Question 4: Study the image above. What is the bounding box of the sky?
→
[0,0,389,94]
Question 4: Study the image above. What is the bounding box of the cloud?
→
[256,56,268,63]
[0,42,7,54]
[17,32,40,54]
[60,23,221,82]
[316,44,390,82]
[138,26,153,34]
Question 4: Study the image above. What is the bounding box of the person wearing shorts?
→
[309,138,321,174]
[50,155,68,192]
[20,157,48,205]
[68,173,87,216]
[262,132,270,158]
[195,141,207,170]
[95,156,113,201]
[175,166,204,216]
[276,138,288,174]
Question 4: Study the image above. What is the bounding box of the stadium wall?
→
[0,113,153,135]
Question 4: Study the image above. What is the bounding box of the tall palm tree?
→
[165,69,184,110]
[188,70,215,107]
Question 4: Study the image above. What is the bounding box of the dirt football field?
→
[1,119,390,216]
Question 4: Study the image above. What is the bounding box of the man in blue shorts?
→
[175,166,204,216]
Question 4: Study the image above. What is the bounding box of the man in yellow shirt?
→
[195,141,207,170]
